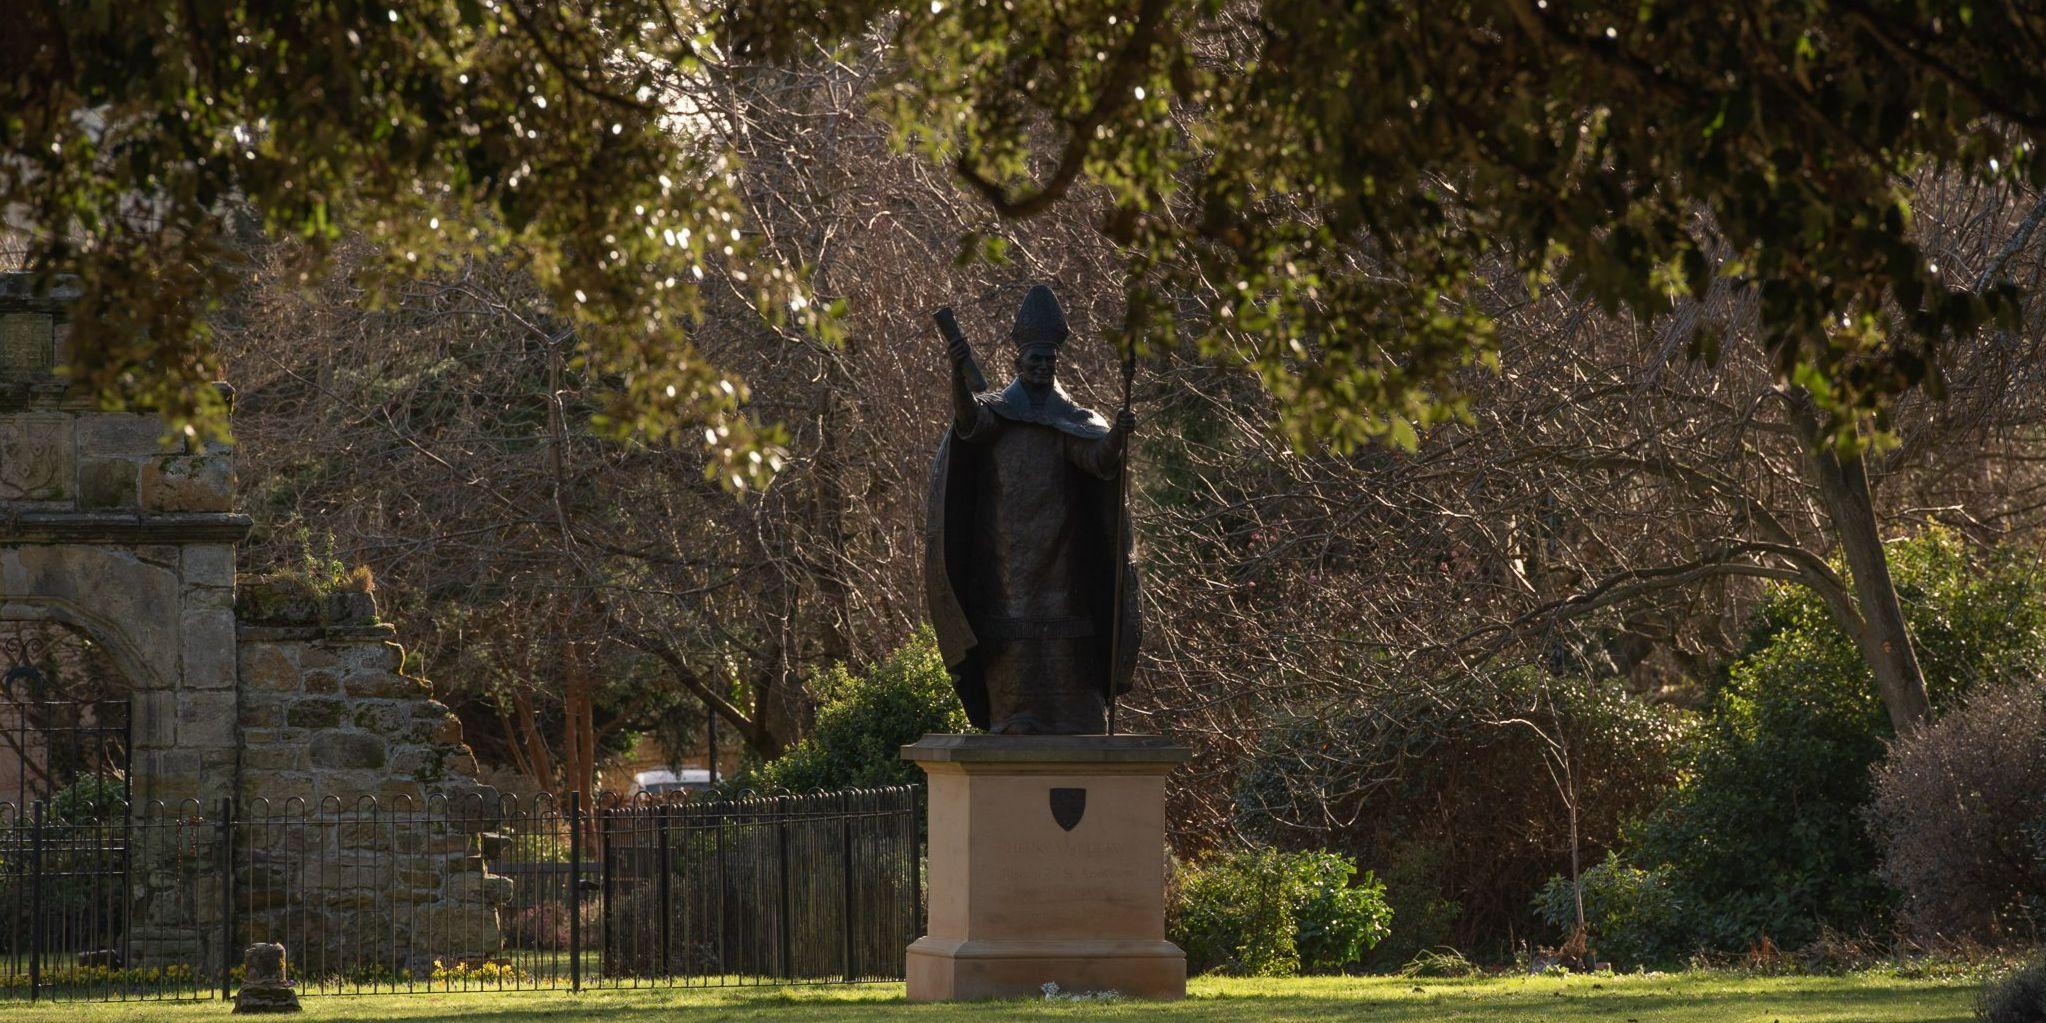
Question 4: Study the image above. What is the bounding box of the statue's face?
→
[1018,344,1059,387]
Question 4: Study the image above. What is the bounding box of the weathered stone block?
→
[325,589,377,627]
[241,728,307,747]
[351,701,407,733]
[177,693,240,748]
[234,581,319,626]
[430,714,464,745]
[301,669,341,694]
[242,744,302,772]
[345,640,403,673]
[181,543,236,590]
[344,671,425,699]
[134,750,204,806]
[239,643,300,693]
[390,748,434,777]
[375,778,424,805]
[446,867,515,908]
[77,413,168,457]
[240,702,284,729]
[309,731,387,771]
[78,458,139,509]
[0,309,54,382]
[130,691,181,749]
[287,698,346,729]
[181,607,239,690]
[140,454,233,513]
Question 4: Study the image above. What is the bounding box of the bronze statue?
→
[925,284,1140,735]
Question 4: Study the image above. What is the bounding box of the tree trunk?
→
[1790,395,1933,733]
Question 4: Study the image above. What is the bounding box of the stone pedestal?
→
[232,943,301,1014]
[903,734,1189,1001]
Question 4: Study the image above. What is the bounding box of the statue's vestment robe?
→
[925,380,1140,732]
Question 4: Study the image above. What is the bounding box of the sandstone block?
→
[351,701,407,734]
[239,701,284,729]
[287,698,346,729]
[430,714,464,745]
[181,607,239,690]
[345,640,403,673]
[78,458,138,509]
[140,454,233,513]
[343,671,423,699]
[310,731,387,771]
[375,778,423,805]
[177,694,240,748]
[181,543,236,590]
[3,545,180,688]
[238,644,300,693]
[77,413,168,456]
[130,691,181,749]
[242,745,303,772]
[325,589,377,626]
[236,576,322,626]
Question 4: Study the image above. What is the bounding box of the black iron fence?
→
[0,786,923,1002]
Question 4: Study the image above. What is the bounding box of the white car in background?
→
[627,767,714,798]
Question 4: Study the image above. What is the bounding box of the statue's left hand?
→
[1115,409,1137,434]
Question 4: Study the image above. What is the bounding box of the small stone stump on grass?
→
[232,943,301,1014]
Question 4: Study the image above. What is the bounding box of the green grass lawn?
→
[0,972,1980,1023]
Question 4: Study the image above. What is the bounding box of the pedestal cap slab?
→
[903,733,1190,769]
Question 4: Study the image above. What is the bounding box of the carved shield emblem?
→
[1049,787,1087,831]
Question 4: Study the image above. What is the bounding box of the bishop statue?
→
[924,284,1140,735]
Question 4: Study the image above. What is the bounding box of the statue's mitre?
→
[1010,283,1070,351]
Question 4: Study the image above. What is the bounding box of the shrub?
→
[1869,680,2046,942]
[746,628,969,793]
[1633,532,2046,951]
[1980,954,2046,1023]
[1234,665,1684,965]
[1534,854,1689,969]
[1397,947,1482,978]
[502,902,572,951]
[0,774,130,955]
[1169,847,1391,976]
[49,773,125,823]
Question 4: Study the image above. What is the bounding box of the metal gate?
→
[0,628,135,1000]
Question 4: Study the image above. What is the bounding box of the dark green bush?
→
[50,773,124,823]
[1633,532,2046,952]
[1534,854,1689,969]
[746,628,968,793]
[1169,846,1391,976]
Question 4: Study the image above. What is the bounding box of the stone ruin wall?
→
[1,275,508,972]
[235,577,511,970]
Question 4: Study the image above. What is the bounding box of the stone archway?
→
[2,277,246,808]
[0,477,245,809]
[3,275,501,979]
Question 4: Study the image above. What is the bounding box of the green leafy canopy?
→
[10,2,2045,465]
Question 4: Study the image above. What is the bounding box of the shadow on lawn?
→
[276,975,1974,1023]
